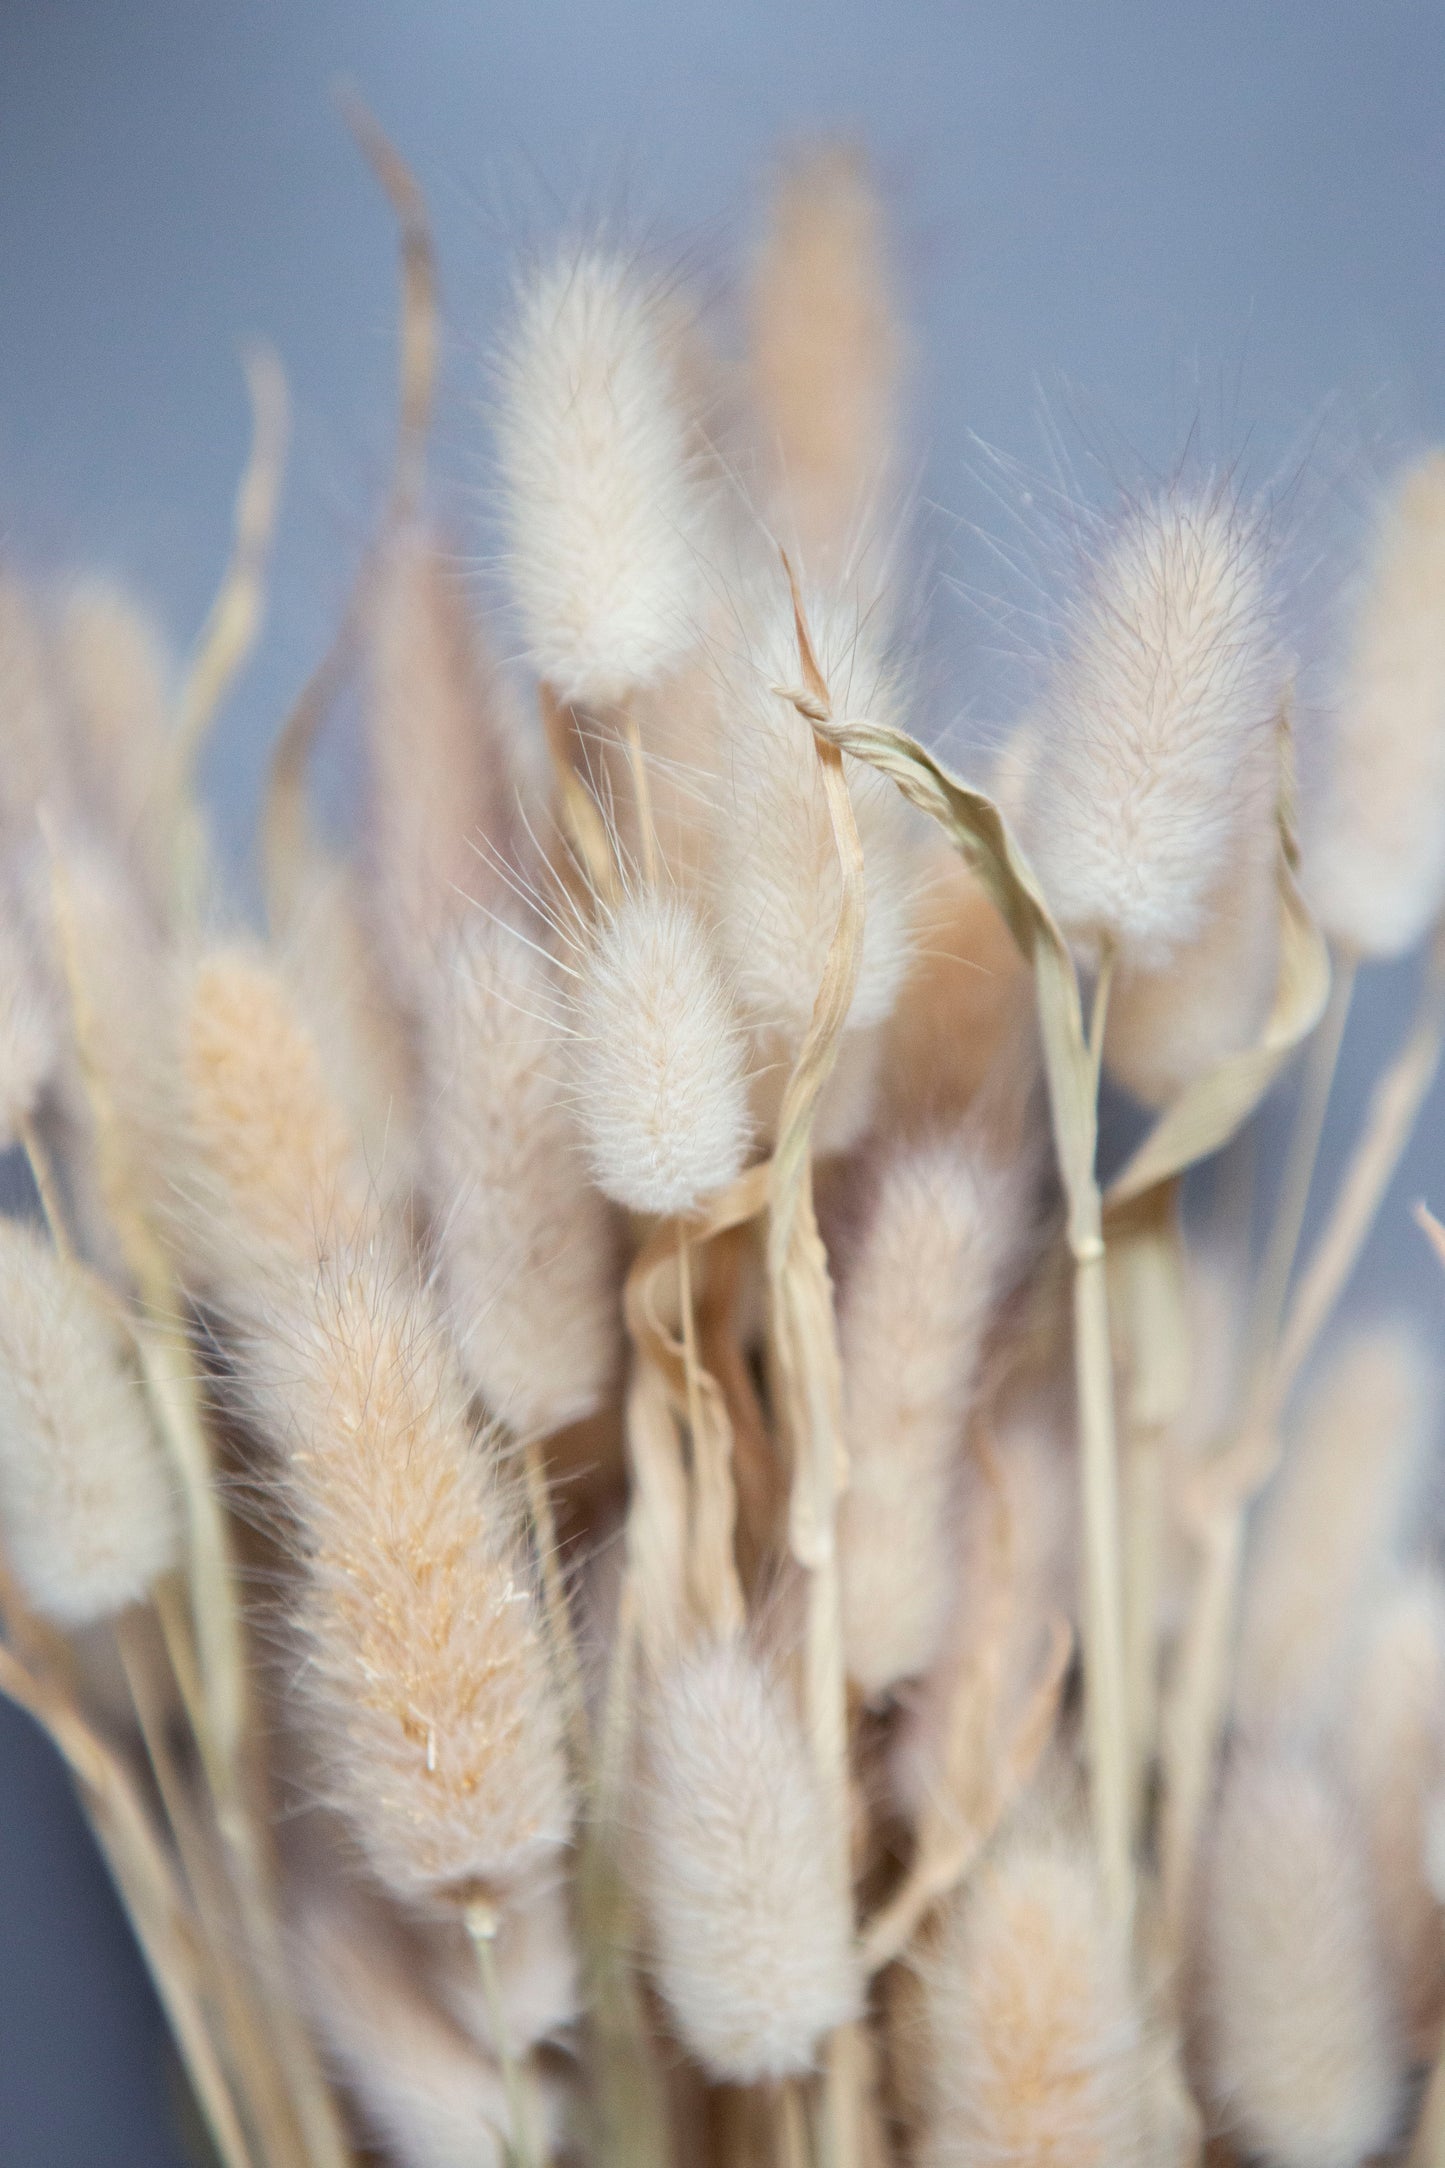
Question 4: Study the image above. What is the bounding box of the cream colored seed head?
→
[426,913,618,1433]
[708,572,917,1043]
[0,902,56,1150]
[494,247,712,705]
[638,1636,859,2081]
[1309,453,1445,957]
[571,889,751,1217]
[1023,490,1280,968]
[0,1218,177,1626]
[1195,1747,1404,2168]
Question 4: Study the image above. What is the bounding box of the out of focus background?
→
[2,3,1444,2156]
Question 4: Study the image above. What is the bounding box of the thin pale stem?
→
[621,693,658,886]
[466,1897,543,2168]
[15,1112,72,1259]
[1247,946,1356,1378]
[1087,941,1116,1085]
[1073,1229,1132,1922]
[520,1436,590,1775]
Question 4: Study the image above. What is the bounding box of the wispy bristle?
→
[571,889,751,1216]
[494,248,713,705]
[1308,452,1445,957]
[0,1218,177,1625]
[1195,1747,1403,2168]
[638,1636,858,2081]
[1022,489,1280,967]
[837,1130,1033,1699]
[426,913,618,1434]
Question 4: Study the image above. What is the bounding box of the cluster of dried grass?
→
[4,121,1445,2168]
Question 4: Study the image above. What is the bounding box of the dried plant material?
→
[297,1886,565,2168]
[427,911,619,1433]
[0,1218,177,1624]
[748,143,903,564]
[837,1130,1032,1698]
[637,1636,859,2082]
[495,247,713,705]
[919,1817,1149,2168]
[56,579,172,888]
[0,893,57,1148]
[1105,814,1279,1108]
[434,1874,581,2056]
[240,1245,573,1906]
[1308,452,1445,958]
[1022,489,1280,969]
[364,526,522,1004]
[708,573,917,1045]
[571,889,752,1216]
[1333,1567,1445,2055]
[0,569,70,837]
[1195,1747,1404,2168]
[1234,1321,1432,1742]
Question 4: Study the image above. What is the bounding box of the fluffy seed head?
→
[0,901,56,1148]
[0,1218,177,1625]
[571,889,751,1215]
[1023,490,1280,967]
[494,248,711,704]
[242,1246,573,1905]
[1308,454,1445,957]
[425,914,618,1433]
[837,1131,1033,1698]
[920,1818,1148,2168]
[1195,1748,1403,2168]
[1234,1320,1432,1742]
[708,575,917,1041]
[637,1636,859,2080]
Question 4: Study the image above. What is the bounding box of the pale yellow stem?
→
[466,1896,544,2168]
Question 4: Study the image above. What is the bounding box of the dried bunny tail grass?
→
[919,1811,1149,2168]
[0,567,71,837]
[1194,1746,1404,2168]
[637,1634,859,2081]
[569,886,752,1216]
[1233,1318,1432,1742]
[1022,486,1281,967]
[431,1873,581,2058]
[708,571,917,1042]
[494,245,713,704]
[1308,452,1445,957]
[0,892,57,1149]
[55,578,172,880]
[178,942,368,1285]
[1104,804,1279,1106]
[1333,1566,1445,2051]
[748,142,904,565]
[837,1129,1035,1698]
[0,1217,177,1625]
[243,1243,572,1904]
[364,525,523,1004]
[295,1886,566,2168]
[425,911,618,1434]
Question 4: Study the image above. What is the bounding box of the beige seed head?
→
[0,1218,177,1626]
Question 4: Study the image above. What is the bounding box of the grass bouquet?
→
[4,119,1445,2168]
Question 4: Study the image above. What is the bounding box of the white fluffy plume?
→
[1023,489,1280,967]
[570,888,751,1216]
[494,247,712,705]
[0,1218,177,1625]
[637,1635,858,2081]
[1308,452,1445,957]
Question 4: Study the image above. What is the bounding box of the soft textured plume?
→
[1308,452,1445,957]
[748,143,904,566]
[1333,1566,1445,2052]
[0,896,57,1149]
[240,1243,573,1906]
[1194,1747,1403,2168]
[494,246,713,705]
[425,912,618,1434]
[570,888,751,1216]
[0,1217,177,1625]
[1022,489,1280,967]
[55,579,172,893]
[296,1885,565,2168]
[1233,1320,1432,1742]
[364,526,522,1007]
[707,572,917,1044]
[919,1815,1148,2168]
[837,1129,1032,1699]
[637,1635,858,2081]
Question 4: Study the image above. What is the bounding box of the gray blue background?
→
[2,3,1444,2157]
